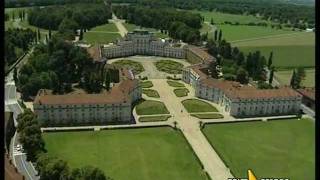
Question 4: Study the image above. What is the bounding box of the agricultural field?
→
[182,99,218,113]
[202,118,315,180]
[275,69,315,87]
[135,100,170,115]
[154,60,184,74]
[43,127,207,180]
[236,32,315,69]
[112,60,145,74]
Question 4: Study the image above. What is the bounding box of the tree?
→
[13,68,18,83]
[210,18,214,25]
[218,30,222,41]
[290,70,301,89]
[36,154,70,180]
[269,67,274,84]
[268,51,273,68]
[214,30,217,41]
[71,166,110,180]
[236,68,249,84]
[236,52,245,66]
[297,67,306,80]
[105,71,111,91]
[37,29,41,42]
[49,28,52,39]
[79,29,84,41]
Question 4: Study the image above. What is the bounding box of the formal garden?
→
[142,89,160,98]
[154,60,184,74]
[182,99,218,113]
[135,100,170,115]
[173,88,189,97]
[112,60,145,74]
[138,115,171,122]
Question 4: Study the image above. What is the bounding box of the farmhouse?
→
[183,63,302,117]
[33,68,142,126]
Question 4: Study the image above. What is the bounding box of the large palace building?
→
[33,68,142,126]
[182,53,302,117]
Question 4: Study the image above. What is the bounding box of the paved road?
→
[111,13,127,37]
[5,74,39,180]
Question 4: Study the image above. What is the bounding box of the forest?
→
[28,3,112,31]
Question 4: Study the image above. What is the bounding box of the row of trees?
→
[16,109,110,179]
[28,3,112,31]
[290,67,306,89]
[116,0,315,29]
[113,5,203,44]
[5,28,36,72]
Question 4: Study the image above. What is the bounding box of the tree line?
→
[113,5,203,44]
[5,0,103,8]
[16,109,111,180]
[5,28,36,72]
[112,0,314,29]
[28,3,112,32]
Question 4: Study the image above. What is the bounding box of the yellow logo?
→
[248,169,257,180]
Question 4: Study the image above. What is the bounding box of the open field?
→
[90,23,119,32]
[236,32,315,69]
[182,99,218,113]
[275,69,315,87]
[140,81,153,88]
[112,60,144,74]
[155,60,184,74]
[167,80,185,87]
[217,24,293,41]
[142,89,160,98]
[193,10,268,24]
[135,100,170,115]
[191,113,223,119]
[138,115,171,122]
[43,127,207,180]
[203,118,315,180]
[83,32,121,44]
[173,88,189,97]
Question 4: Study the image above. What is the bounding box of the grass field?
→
[112,60,144,74]
[90,23,118,32]
[142,89,160,98]
[135,100,170,115]
[167,80,185,87]
[217,24,293,41]
[275,69,315,87]
[191,113,223,119]
[173,88,189,97]
[235,32,315,69]
[43,127,207,180]
[155,60,184,74]
[182,99,218,113]
[202,118,315,180]
[140,81,153,88]
[193,10,268,24]
[83,32,121,44]
[138,115,171,122]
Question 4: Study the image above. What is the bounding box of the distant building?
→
[296,88,315,111]
[102,29,186,59]
[183,63,302,117]
[33,68,142,126]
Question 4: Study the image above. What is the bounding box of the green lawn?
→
[83,32,121,44]
[112,60,144,74]
[191,113,223,119]
[193,10,268,24]
[202,118,315,180]
[174,88,189,97]
[90,23,118,32]
[138,115,171,122]
[155,60,184,74]
[139,81,153,88]
[182,99,218,113]
[43,127,207,180]
[142,89,160,98]
[135,100,170,115]
[275,69,315,87]
[167,80,185,87]
[217,24,293,41]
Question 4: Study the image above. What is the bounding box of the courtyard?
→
[43,127,208,180]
